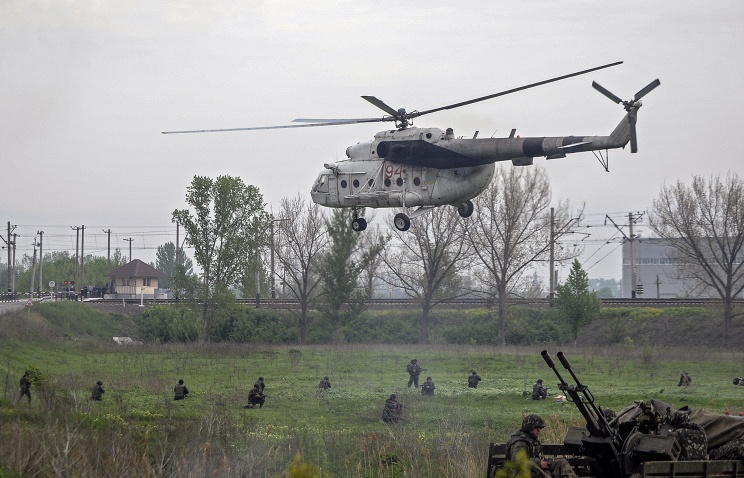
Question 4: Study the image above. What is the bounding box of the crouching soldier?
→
[174,379,189,400]
[318,376,331,390]
[245,384,266,409]
[91,380,105,401]
[421,377,435,396]
[381,394,403,423]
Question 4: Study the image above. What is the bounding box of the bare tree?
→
[466,165,580,346]
[649,172,744,347]
[380,206,471,343]
[274,194,328,343]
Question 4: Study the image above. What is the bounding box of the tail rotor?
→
[592,79,660,153]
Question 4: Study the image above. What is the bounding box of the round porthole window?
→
[340,180,347,188]
[413,177,421,186]
[396,178,403,187]
[353,179,360,188]
[384,178,391,187]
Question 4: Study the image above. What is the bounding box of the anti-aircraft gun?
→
[488,351,744,478]
[542,350,682,478]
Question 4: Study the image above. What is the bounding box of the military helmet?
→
[178,379,184,384]
[734,378,741,385]
[411,359,417,363]
[324,376,329,380]
[471,370,477,374]
[537,379,543,383]
[259,377,264,381]
[390,394,396,400]
[426,377,432,381]
[670,410,691,428]
[521,414,546,431]
[96,380,103,385]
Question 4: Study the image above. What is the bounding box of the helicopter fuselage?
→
[310,115,631,211]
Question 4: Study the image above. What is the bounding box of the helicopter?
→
[163,61,659,232]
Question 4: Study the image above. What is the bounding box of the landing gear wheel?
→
[352,217,367,232]
[394,213,411,231]
[457,200,474,218]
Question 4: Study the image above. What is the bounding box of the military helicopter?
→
[163,61,659,232]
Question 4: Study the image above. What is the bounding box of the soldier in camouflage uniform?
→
[532,379,549,400]
[678,371,691,387]
[173,379,189,400]
[382,394,403,423]
[669,410,707,460]
[709,437,744,460]
[505,414,577,478]
[19,371,32,404]
[421,377,435,396]
[468,370,482,388]
[406,359,423,388]
[90,380,105,401]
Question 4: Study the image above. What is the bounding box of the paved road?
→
[0,301,29,315]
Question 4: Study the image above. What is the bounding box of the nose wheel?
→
[394,213,411,231]
[457,200,474,218]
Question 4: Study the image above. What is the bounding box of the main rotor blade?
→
[629,115,638,153]
[362,96,401,116]
[592,81,623,104]
[414,61,623,117]
[633,79,661,101]
[162,116,389,134]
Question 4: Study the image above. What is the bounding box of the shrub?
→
[139,305,202,342]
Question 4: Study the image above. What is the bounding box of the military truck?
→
[486,350,744,478]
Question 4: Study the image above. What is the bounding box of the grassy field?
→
[2,305,744,477]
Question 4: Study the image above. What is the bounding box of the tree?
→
[466,165,581,346]
[381,206,471,343]
[172,175,272,339]
[649,172,744,347]
[154,241,194,289]
[555,259,601,341]
[317,208,386,337]
[274,194,328,343]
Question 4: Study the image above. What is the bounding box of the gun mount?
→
[488,350,744,478]
[542,350,680,478]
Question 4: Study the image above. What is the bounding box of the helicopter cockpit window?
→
[313,175,329,193]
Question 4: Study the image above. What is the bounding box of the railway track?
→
[4,296,737,309]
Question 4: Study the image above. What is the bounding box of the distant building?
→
[108,259,170,299]
[621,237,743,299]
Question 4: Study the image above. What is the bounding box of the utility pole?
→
[606,212,644,298]
[175,223,180,301]
[4,222,16,293]
[30,238,38,296]
[271,220,276,299]
[124,237,133,262]
[11,233,17,293]
[549,207,555,301]
[71,226,81,294]
[102,229,111,291]
[628,212,637,298]
[37,231,44,294]
[80,225,85,299]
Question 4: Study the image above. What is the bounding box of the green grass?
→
[2,305,744,477]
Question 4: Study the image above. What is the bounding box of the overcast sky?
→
[2,1,742,282]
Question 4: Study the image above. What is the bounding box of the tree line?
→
[4,168,743,345]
